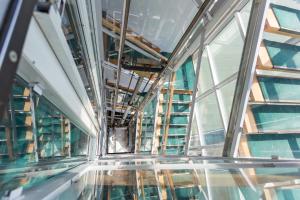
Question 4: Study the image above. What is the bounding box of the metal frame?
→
[223,0,270,157]
[120,77,143,124]
[0,0,38,120]
[111,0,131,125]
[185,31,205,156]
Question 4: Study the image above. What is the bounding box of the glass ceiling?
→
[102,0,199,53]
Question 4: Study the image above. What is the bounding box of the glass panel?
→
[196,93,224,148]
[252,105,300,132]
[264,40,300,70]
[247,134,300,158]
[127,0,198,53]
[218,79,237,120]
[197,50,214,96]
[239,1,252,30]
[258,77,300,101]
[208,19,244,83]
[271,4,300,33]
[174,56,195,90]
[140,96,158,153]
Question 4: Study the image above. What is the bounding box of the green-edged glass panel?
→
[247,134,300,158]
[252,105,300,131]
[174,56,195,90]
[259,77,300,101]
[271,4,300,33]
[264,40,300,70]
[196,93,224,147]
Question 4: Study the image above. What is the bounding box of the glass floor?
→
[2,156,300,200]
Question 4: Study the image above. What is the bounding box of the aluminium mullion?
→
[205,46,228,130]
[111,0,131,125]
[235,12,247,39]
[223,0,270,157]
[185,31,205,156]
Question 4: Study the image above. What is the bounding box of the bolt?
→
[9,51,18,63]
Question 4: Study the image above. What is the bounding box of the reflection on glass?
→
[197,50,214,96]
[196,93,224,148]
[239,1,253,30]
[219,79,237,121]
[208,19,244,83]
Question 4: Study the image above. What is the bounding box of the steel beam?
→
[122,64,162,72]
[111,0,131,125]
[222,0,270,157]
[120,77,144,124]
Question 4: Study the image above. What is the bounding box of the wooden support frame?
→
[257,41,273,70]
[102,18,167,61]
[161,88,193,95]
[165,170,177,200]
[162,72,176,153]
[250,74,265,102]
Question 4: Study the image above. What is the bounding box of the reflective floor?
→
[2,156,299,200]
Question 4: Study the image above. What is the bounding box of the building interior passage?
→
[0,0,300,199]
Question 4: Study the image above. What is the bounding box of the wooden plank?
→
[106,80,136,94]
[136,112,144,152]
[265,8,280,33]
[23,88,30,97]
[158,173,167,200]
[165,170,177,200]
[23,101,31,112]
[25,130,33,140]
[140,171,145,200]
[243,106,258,133]
[27,143,34,153]
[263,188,277,200]
[250,74,264,102]
[162,73,176,153]
[25,115,32,126]
[103,19,167,61]
[161,88,193,95]
[257,41,273,70]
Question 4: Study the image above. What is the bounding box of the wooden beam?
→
[152,94,163,154]
[257,41,273,70]
[243,106,258,133]
[162,73,176,153]
[136,112,144,152]
[102,18,168,61]
[165,170,177,200]
[250,74,264,102]
[158,173,167,200]
[161,88,193,95]
[106,80,136,94]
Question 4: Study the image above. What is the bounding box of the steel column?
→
[222,0,270,157]
[111,0,131,125]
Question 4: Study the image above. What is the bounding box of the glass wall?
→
[190,1,252,156]
[237,0,300,159]
[0,79,90,159]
